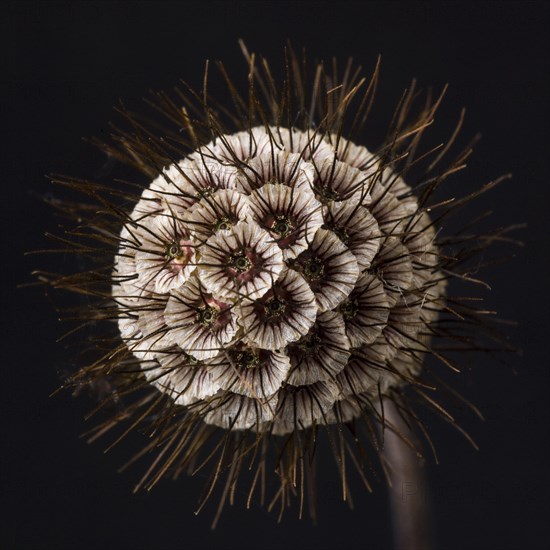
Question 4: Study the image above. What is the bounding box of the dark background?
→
[3,2,549,549]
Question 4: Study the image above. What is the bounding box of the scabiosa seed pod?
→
[38,42,515,527]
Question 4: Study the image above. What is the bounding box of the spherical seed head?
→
[113,124,446,432]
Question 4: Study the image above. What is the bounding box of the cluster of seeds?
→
[113,126,445,435]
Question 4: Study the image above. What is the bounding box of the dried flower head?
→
[38,42,514,525]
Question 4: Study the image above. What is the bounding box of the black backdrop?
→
[3,2,549,549]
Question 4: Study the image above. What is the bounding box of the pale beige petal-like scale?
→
[383,298,425,350]
[371,236,414,306]
[276,127,335,163]
[128,191,165,222]
[155,350,223,406]
[379,166,415,205]
[248,183,324,260]
[369,181,412,235]
[133,211,197,294]
[164,278,237,360]
[323,395,364,425]
[182,188,251,241]
[326,134,379,172]
[150,159,240,216]
[418,279,447,325]
[240,269,317,350]
[336,336,399,397]
[192,127,276,163]
[199,221,284,300]
[313,158,372,205]
[271,380,339,435]
[207,346,291,399]
[387,347,424,384]
[236,150,315,195]
[286,311,351,386]
[403,210,441,287]
[323,200,382,269]
[340,273,390,347]
[112,282,142,342]
[292,228,360,312]
[112,225,140,294]
[204,392,278,431]
[129,296,173,363]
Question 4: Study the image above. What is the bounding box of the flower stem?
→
[382,398,435,550]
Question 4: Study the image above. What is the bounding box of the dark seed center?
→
[197,305,218,326]
[230,252,252,273]
[184,353,200,366]
[272,215,293,237]
[214,216,232,232]
[340,299,358,320]
[165,241,183,259]
[264,297,286,318]
[303,258,325,280]
[282,382,301,394]
[235,350,260,369]
[298,333,321,355]
[321,185,340,201]
[323,223,349,245]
